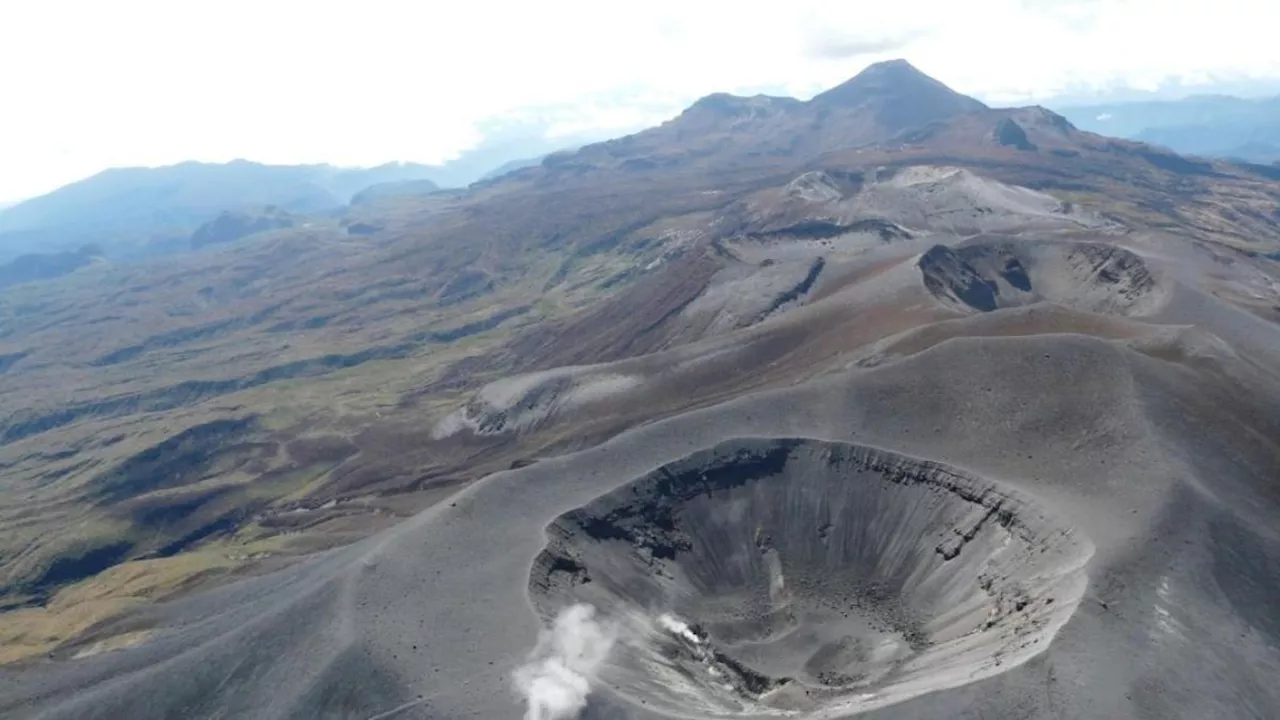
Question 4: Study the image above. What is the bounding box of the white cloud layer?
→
[1,0,1278,199]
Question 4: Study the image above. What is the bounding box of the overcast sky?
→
[2,0,1278,201]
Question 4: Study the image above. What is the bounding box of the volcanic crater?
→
[530,438,1093,717]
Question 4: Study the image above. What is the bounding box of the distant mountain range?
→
[0,160,443,262]
[1054,94,1280,163]
[0,132,608,264]
[8,75,1279,272]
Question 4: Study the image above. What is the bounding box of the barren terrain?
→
[1,60,1279,719]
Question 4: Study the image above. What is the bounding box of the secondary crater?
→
[529,438,1092,717]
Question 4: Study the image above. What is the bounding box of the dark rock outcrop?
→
[918,245,999,311]
[190,206,295,249]
[994,118,1037,151]
[0,244,102,290]
[349,178,441,206]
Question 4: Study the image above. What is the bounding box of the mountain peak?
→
[810,58,987,130]
[859,58,924,75]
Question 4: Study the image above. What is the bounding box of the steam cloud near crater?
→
[513,604,616,720]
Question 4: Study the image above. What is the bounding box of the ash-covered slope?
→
[4,309,1278,720]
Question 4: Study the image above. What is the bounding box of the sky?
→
[2,0,1279,202]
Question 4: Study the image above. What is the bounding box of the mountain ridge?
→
[516,60,1092,187]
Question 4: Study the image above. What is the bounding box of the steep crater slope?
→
[530,439,1092,718]
[919,239,1168,315]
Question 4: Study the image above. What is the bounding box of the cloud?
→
[804,31,923,60]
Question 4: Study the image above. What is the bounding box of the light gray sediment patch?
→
[530,438,1092,718]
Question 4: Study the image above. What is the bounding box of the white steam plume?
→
[514,604,616,720]
[656,613,702,645]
